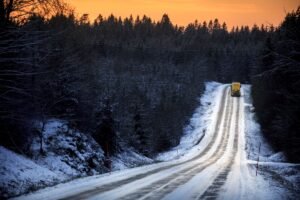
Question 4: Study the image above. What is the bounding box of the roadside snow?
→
[243,85,288,163]
[221,84,299,200]
[0,146,61,198]
[0,119,152,199]
[156,82,224,161]
[4,83,299,200]
[112,150,153,171]
[30,119,106,177]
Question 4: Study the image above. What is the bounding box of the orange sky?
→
[65,0,299,28]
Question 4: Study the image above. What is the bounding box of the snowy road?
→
[15,85,288,200]
[66,86,234,200]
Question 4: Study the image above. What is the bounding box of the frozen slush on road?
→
[7,82,300,200]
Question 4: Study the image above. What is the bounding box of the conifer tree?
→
[93,99,118,157]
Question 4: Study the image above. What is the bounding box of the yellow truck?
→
[231,82,241,97]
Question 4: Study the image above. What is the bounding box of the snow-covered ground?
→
[243,85,285,162]
[238,85,300,199]
[2,82,299,200]
[0,146,61,198]
[156,82,224,162]
[0,120,152,198]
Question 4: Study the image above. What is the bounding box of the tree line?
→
[251,7,300,162]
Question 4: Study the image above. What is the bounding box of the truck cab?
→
[231,82,241,97]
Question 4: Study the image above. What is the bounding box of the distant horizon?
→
[65,0,300,28]
[74,13,278,30]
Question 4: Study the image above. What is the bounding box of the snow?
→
[220,84,299,200]
[242,85,283,163]
[112,150,153,171]
[12,82,230,200]
[156,81,225,161]
[0,119,152,198]
[29,119,106,177]
[4,82,299,199]
[0,146,61,198]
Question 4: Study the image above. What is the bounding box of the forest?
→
[0,0,299,162]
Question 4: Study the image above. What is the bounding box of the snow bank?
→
[241,85,300,198]
[0,120,107,198]
[30,119,106,178]
[112,150,153,170]
[0,119,152,199]
[243,85,288,162]
[156,82,224,161]
[0,146,61,198]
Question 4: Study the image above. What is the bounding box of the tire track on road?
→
[198,97,241,200]
[62,87,229,200]
[118,89,234,200]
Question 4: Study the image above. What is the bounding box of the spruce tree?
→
[133,106,148,155]
[93,99,118,157]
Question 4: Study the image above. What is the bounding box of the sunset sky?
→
[65,0,299,28]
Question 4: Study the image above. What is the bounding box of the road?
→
[16,86,252,200]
